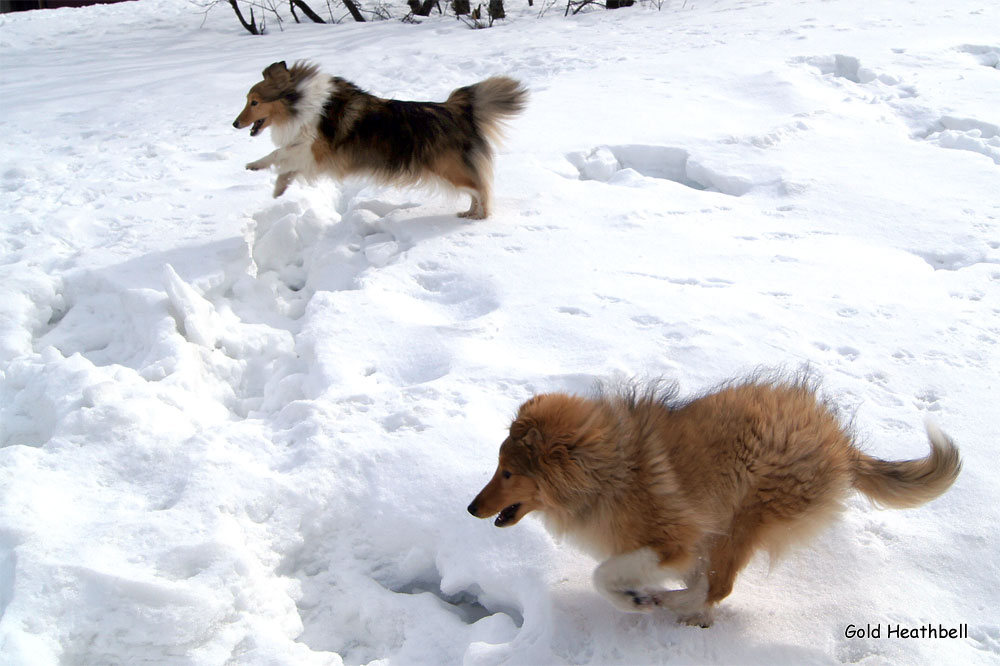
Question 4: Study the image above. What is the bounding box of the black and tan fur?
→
[233,61,527,218]
[468,374,961,626]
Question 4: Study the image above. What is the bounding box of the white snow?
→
[1,0,998,664]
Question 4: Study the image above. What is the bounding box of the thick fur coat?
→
[468,375,961,626]
[233,61,527,218]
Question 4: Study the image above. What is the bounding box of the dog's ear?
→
[262,61,290,84]
[510,417,543,448]
[523,427,544,449]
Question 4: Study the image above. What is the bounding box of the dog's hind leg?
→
[459,189,488,220]
[704,515,759,607]
[460,168,491,219]
[658,512,760,626]
[655,557,713,627]
[434,152,491,219]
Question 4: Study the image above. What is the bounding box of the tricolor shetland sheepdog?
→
[233,61,527,219]
[468,374,961,626]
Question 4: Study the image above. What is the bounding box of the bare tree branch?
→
[291,0,327,22]
[229,0,262,34]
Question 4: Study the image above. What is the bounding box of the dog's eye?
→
[502,470,511,479]
[251,100,258,106]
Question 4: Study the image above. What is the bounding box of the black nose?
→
[467,502,477,516]
[232,120,240,128]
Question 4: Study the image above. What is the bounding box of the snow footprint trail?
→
[793,48,1000,166]
[223,189,549,663]
[958,44,1000,69]
[0,244,318,662]
[777,46,1000,278]
[566,144,785,197]
[919,116,1000,166]
[4,184,533,663]
[229,190,464,398]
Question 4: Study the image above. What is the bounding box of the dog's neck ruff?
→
[270,72,334,148]
[542,505,616,560]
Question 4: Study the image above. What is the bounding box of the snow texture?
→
[0,0,998,664]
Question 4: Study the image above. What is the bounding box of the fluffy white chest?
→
[269,74,334,149]
[541,512,615,561]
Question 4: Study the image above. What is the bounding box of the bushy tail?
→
[853,422,961,509]
[448,76,528,145]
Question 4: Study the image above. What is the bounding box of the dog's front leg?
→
[273,171,297,198]
[592,547,673,613]
[246,148,285,172]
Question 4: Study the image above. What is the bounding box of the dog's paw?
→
[676,609,714,628]
[457,204,488,220]
[246,160,267,171]
[621,589,662,612]
[626,589,660,607]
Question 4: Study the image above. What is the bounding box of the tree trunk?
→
[408,0,439,15]
[342,0,366,21]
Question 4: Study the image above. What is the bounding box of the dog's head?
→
[468,393,609,527]
[232,61,295,136]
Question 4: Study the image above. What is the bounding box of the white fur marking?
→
[271,73,333,148]
[925,419,948,450]
[592,547,669,613]
[251,72,335,187]
[592,547,712,623]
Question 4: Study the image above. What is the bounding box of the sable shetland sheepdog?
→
[232,61,527,219]
[468,374,961,627]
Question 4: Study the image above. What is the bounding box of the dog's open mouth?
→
[249,118,266,136]
[494,503,521,527]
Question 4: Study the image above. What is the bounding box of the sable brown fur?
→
[468,373,961,626]
[233,60,527,218]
